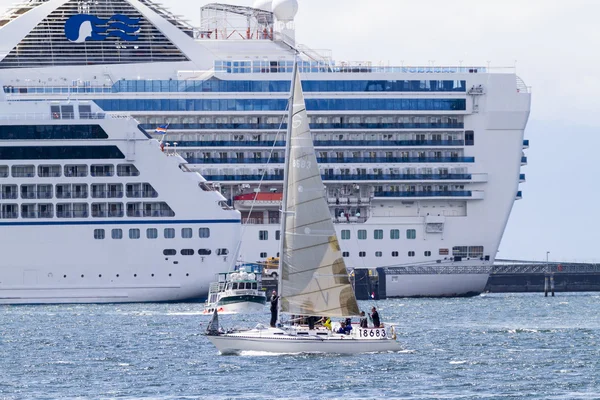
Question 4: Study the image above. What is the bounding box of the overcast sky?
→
[0,0,599,262]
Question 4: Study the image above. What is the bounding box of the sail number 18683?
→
[358,328,386,338]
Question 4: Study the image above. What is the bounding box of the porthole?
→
[81,274,84,278]
[116,274,120,277]
[163,249,176,256]
[151,273,155,277]
[134,274,137,277]
[99,274,102,278]
[186,273,189,277]
[169,273,172,277]
[63,275,67,278]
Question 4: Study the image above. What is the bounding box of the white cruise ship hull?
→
[384,270,490,298]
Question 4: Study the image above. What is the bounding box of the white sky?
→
[0,0,599,262]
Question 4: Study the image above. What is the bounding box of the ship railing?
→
[242,218,280,225]
[491,263,600,274]
[384,264,492,275]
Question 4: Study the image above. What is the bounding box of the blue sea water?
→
[0,293,599,400]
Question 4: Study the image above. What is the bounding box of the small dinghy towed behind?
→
[205,61,401,355]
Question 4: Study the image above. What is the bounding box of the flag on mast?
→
[154,123,169,134]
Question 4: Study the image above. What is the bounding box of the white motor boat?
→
[203,264,266,314]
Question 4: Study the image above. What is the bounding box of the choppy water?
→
[1,293,599,399]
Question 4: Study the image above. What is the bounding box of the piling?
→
[544,275,549,297]
[550,273,555,297]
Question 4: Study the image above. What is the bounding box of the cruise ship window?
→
[374,230,383,240]
[408,251,415,257]
[91,164,114,177]
[342,252,349,257]
[468,246,484,257]
[38,203,53,218]
[129,229,140,239]
[108,203,123,217]
[73,203,88,218]
[56,203,71,218]
[51,105,61,120]
[199,249,212,255]
[181,228,193,239]
[0,166,7,178]
[390,229,400,240]
[375,251,382,257]
[72,184,88,199]
[341,230,350,240]
[108,184,123,198]
[199,228,210,238]
[357,230,367,240]
[117,164,140,177]
[60,105,74,119]
[392,251,399,257]
[453,246,468,257]
[260,252,267,258]
[38,165,61,178]
[55,184,71,199]
[112,229,123,239]
[424,251,432,257]
[163,249,176,256]
[91,203,107,218]
[1,204,18,219]
[181,249,195,256]
[21,203,36,218]
[217,249,229,256]
[79,105,92,119]
[93,229,105,240]
[259,230,268,240]
[65,164,87,177]
[359,251,366,257]
[406,229,417,239]
[164,228,175,239]
[12,165,35,178]
[146,228,158,239]
[275,230,281,241]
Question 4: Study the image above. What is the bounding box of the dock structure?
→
[350,261,600,299]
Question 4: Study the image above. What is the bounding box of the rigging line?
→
[233,103,289,267]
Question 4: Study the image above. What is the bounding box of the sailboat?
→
[205,62,401,354]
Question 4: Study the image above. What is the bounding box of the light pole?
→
[546,251,550,271]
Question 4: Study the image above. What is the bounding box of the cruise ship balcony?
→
[521,156,528,166]
[519,173,526,183]
[141,122,465,131]
[168,139,466,148]
[188,156,475,164]
[373,190,484,200]
[516,190,523,200]
[204,173,474,182]
[522,140,529,149]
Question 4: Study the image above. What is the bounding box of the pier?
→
[349,261,600,299]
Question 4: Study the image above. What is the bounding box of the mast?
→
[276,57,298,322]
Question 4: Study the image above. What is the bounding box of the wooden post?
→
[544,275,548,297]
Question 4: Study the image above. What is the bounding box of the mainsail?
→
[279,65,360,318]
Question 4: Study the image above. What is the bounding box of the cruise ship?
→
[0,0,531,297]
[0,90,241,303]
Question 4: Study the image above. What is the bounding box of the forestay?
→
[279,68,360,318]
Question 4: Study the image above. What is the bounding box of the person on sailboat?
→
[371,307,381,328]
[359,311,368,328]
[270,290,279,327]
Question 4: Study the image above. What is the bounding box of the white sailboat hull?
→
[206,327,402,355]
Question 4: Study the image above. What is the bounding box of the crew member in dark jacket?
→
[371,306,380,328]
[270,290,279,327]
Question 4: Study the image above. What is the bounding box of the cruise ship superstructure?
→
[0,0,531,297]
